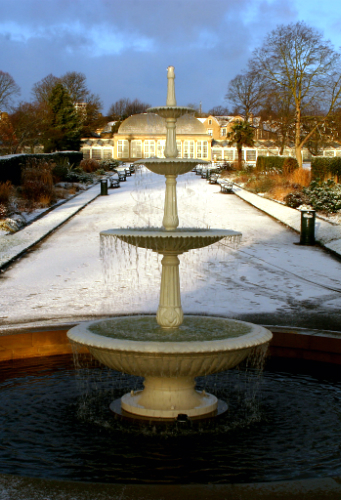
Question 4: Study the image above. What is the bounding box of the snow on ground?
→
[1,168,341,331]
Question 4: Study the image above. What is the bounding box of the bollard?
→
[300,209,315,245]
[100,178,108,196]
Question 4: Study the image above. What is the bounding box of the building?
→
[80,112,341,165]
[81,112,211,161]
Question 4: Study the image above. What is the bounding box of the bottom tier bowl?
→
[67,316,272,419]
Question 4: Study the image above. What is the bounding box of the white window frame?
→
[183,140,195,158]
[144,140,155,158]
[131,140,142,158]
[92,148,102,160]
[196,141,208,159]
[176,140,182,158]
[117,140,129,158]
[223,149,234,161]
[157,140,166,158]
[246,150,256,162]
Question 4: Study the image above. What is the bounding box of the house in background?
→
[80,112,341,165]
[81,113,212,161]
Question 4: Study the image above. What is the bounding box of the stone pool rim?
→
[1,316,341,499]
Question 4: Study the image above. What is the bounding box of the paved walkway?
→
[0,183,100,269]
[1,170,341,332]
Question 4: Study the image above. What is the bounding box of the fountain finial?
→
[166,66,177,107]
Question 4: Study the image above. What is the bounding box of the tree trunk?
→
[295,105,303,168]
[279,131,287,155]
[237,146,243,169]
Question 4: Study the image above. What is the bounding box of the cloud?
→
[0,0,307,113]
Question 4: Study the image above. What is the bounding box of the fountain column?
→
[163,175,179,230]
[156,252,183,328]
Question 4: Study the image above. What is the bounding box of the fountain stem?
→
[164,117,178,158]
[156,252,184,328]
[163,175,179,230]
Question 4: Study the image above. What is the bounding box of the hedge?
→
[0,151,83,185]
[255,155,298,174]
[311,157,341,182]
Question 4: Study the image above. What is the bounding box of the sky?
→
[1,0,341,116]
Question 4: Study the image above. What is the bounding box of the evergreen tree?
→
[43,82,82,152]
[227,120,255,169]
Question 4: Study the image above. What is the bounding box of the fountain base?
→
[110,397,228,422]
[120,376,218,418]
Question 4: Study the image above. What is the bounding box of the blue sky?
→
[0,0,341,115]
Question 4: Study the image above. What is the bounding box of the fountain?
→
[67,66,272,420]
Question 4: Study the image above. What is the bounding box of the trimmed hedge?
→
[255,155,298,174]
[0,152,83,185]
[311,157,341,182]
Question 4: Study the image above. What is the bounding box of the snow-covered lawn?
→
[1,168,341,332]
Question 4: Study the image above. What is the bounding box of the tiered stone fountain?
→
[67,67,272,420]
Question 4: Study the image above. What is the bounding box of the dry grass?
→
[38,194,52,207]
[0,181,13,206]
[21,159,54,203]
[288,168,311,187]
[266,185,294,202]
[234,174,250,184]
[80,158,100,173]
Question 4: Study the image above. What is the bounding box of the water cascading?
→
[67,66,272,420]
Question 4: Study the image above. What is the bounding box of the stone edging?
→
[232,185,341,257]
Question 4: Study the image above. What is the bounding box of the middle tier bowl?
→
[135,158,209,176]
[100,228,242,253]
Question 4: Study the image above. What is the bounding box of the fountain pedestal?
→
[120,376,218,419]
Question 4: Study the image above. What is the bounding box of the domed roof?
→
[117,113,207,135]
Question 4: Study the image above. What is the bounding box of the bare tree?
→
[259,90,296,154]
[251,21,341,167]
[108,98,150,120]
[208,105,230,116]
[60,71,88,103]
[0,71,20,111]
[226,70,267,121]
[9,102,47,153]
[32,74,60,104]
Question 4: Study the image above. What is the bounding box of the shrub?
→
[284,191,309,208]
[311,157,341,182]
[0,152,83,185]
[21,159,55,203]
[255,156,298,174]
[283,157,299,175]
[303,179,341,213]
[247,176,277,193]
[65,167,93,184]
[0,203,7,219]
[100,159,120,170]
[80,158,100,173]
[52,163,69,182]
[0,180,13,206]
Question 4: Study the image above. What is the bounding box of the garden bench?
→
[219,181,234,193]
[109,176,120,188]
[115,169,127,181]
[209,174,219,184]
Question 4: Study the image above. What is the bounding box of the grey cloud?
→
[0,0,300,113]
